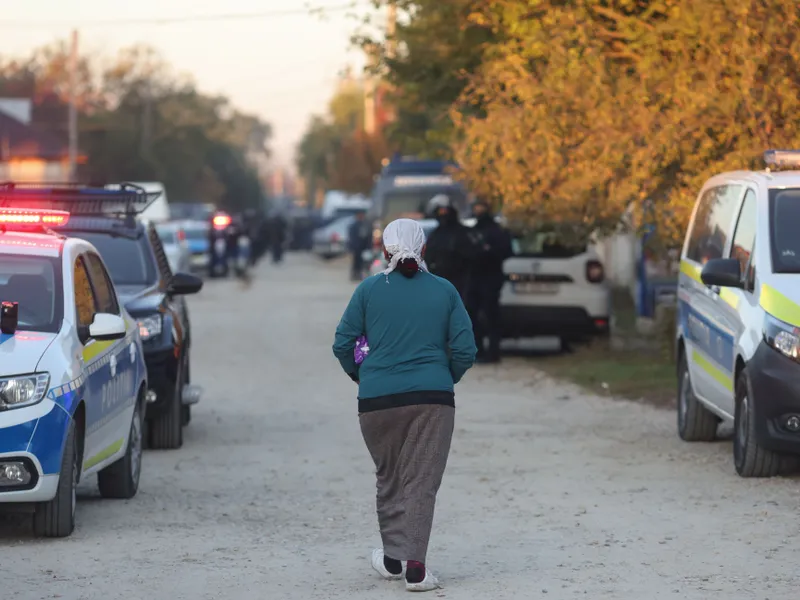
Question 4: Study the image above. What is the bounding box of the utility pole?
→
[386,2,397,59]
[141,74,153,158]
[67,29,78,182]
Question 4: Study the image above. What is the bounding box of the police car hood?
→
[0,332,57,376]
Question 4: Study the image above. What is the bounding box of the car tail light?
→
[212,213,231,230]
[586,260,604,283]
[331,232,340,242]
[177,228,186,242]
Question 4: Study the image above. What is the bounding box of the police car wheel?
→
[148,359,184,450]
[733,370,782,478]
[98,396,143,498]
[33,420,77,538]
[677,353,718,442]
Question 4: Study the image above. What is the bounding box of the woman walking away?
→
[333,218,477,592]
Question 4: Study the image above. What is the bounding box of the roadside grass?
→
[535,344,676,408]
[534,287,676,408]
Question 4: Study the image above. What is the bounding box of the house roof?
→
[0,110,70,160]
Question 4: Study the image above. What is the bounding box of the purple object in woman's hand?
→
[354,335,370,365]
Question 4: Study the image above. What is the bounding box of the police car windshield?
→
[0,255,61,332]
[769,188,800,273]
[71,233,157,286]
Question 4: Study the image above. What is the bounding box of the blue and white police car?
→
[0,205,148,537]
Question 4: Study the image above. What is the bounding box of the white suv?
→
[495,225,611,347]
[676,149,800,477]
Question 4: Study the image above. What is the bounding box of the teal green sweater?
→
[333,270,477,400]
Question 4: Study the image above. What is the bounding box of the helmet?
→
[428,194,452,212]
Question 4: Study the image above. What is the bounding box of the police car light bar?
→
[763,150,800,170]
[0,208,70,227]
[0,182,160,218]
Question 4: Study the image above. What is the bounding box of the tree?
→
[356,0,496,157]
[449,0,800,245]
[0,41,271,210]
[295,79,388,198]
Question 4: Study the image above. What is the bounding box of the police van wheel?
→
[98,398,143,498]
[733,370,782,478]
[33,421,77,538]
[148,364,184,450]
[677,354,718,442]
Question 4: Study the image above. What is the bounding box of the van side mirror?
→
[700,258,742,288]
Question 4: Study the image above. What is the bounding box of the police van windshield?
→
[71,233,158,286]
[511,228,588,258]
[383,189,466,223]
[0,255,62,333]
[770,188,800,273]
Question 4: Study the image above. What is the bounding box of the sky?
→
[0,0,376,172]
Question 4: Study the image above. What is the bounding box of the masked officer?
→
[466,200,513,364]
[424,194,476,298]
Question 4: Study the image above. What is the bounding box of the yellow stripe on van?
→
[692,349,733,392]
[83,438,124,470]
[760,284,800,328]
[680,260,702,283]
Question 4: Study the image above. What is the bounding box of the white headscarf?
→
[382,218,429,276]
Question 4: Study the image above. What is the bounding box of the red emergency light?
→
[212,214,231,230]
[0,208,70,227]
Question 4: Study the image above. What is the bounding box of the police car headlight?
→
[764,314,800,360]
[137,315,162,341]
[0,373,49,410]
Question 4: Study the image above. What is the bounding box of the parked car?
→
[0,201,148,538]
[498,224,611,347]
[312,216,355,259]
[62,198,204,450]
[176,220,210,273]
[156,222,191,274]
[676,148,800,478]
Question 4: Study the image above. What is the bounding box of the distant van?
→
[105,181,171,224]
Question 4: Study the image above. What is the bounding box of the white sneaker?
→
[406,569,440,592]
[371,548,405,580]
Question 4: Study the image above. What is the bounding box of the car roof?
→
[707,169,800,192]
[0,231,65,258]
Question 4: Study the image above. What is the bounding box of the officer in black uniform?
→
[466,200,513,364]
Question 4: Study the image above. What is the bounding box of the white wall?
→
[596,231,637,291]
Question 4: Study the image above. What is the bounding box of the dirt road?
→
[2,255,798,599]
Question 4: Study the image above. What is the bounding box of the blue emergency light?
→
[763,150,800,170]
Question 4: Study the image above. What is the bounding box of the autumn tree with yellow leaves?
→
[362,0,800,247]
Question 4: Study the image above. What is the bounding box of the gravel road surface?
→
[2,254,799,600]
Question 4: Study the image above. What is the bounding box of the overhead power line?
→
[0,2,368,29]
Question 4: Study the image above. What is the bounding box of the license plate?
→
[513,282,559,294]
[331,243,342,252]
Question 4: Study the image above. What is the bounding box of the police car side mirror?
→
[89,313,126,342]
[700,258,743,289]
[167,272,203,296]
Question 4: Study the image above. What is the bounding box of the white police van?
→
[0,200,148,536]
[677,149,800,477]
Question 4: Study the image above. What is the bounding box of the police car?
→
[0,192,148,537]
[677,149,800,477]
